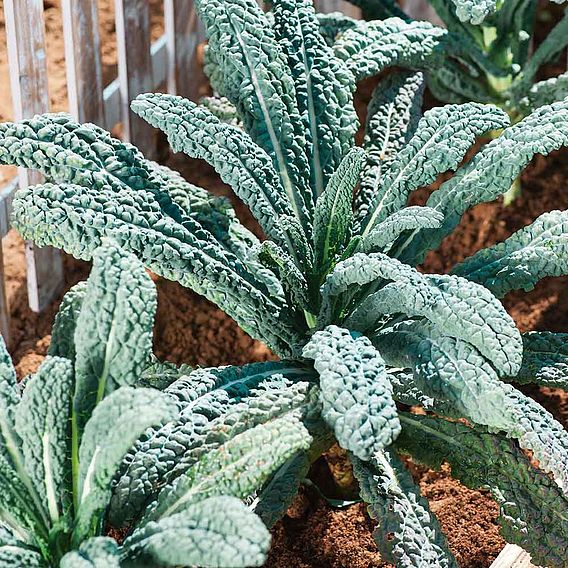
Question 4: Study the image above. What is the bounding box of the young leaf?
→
[123,496,269,568]
[48,282,87,361]
[356,71,425,224]
[352,450,457,567]
[450,0,495,24]
[302,325,400,461]
[73,241,157,428]
[360,206,443,253]
[313,148,365,277]
[194,0,314,230]
[15,357,74,524]
[452,210,568,297]
[272,0,358,199]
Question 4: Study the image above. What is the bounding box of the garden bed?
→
[4,147,568,567]
[2,1,568,566]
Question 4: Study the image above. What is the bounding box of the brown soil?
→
[2,2,568,567]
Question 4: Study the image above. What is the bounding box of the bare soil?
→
[2,2,568,566]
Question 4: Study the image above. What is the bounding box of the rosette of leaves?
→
[3,0,568,565]
[337,0,568,118]
[0,240,313,567]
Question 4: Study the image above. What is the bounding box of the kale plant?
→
[338,0,568,118]
[2,0,568,565]
[0,240,307,567]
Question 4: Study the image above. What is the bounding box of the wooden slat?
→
[490,545,537,568]
[4,0,64,315]
[0,243,9,347]
[313,0,361,17]
[115,0,158,157]
[165,0,205,101]
[62,0,105,124]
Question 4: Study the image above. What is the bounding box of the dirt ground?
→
[2,1,568,567]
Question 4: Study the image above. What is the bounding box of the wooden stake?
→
[4,0,64,314]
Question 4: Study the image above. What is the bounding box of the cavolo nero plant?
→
[336,0,568,118]
[0,240,314,567]
[2,0,568,565]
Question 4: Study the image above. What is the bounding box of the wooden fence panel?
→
[165,0,205,101]
[4,0,64,329]
[62,0,105,125]
[115,0,158,157]
[314,0,360,17]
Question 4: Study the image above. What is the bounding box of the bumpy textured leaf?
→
[513,332,568,389]
[518,71,568,113]
[401,99,568,264]
[0,113,255,265]
[199,95,240,126]
[141,414,312,524]
[313,148,364,277]
[317,12,359,46]
[109,362,316,526]
[15,357,74,524]
[356,72,425,224]
[272,0,357,199]
[0,340,48,537]
[373,320,568,494]
[123,496,269,568]
[397,413,568,567]
[352,450,457,567]
[258,241,309,309]
[328,253,522,376]
[450,0,495,24]
[60,538,120,568]
[131,94,303,257]
[48,282,87,360]
[194,0,313,231]
[427,61,494,105]
[302,326,400,460]
[361,102,510,234]
[73,387,177,544]
[452,210,568,297]
[360,207,443,254]
[73,241,156,430]
[333,18,449,82]
[11,182,299,356]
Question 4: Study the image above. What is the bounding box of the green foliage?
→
[0,242,287,567]
[3,0,568,565]
[342,0,568,118]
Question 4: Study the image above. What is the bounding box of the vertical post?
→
[115,0,157,158]
[164,0,206,101]
[62,0,105,125]
[4,0,64,315]
[0,180,15,346]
